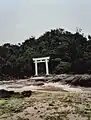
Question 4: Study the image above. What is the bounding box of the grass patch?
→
[44,114,68,120]
[0,97,24,116]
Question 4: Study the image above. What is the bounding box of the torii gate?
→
[33,57,50,76]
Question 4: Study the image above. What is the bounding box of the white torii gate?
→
[33,57,50,76]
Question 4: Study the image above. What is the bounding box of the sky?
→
[0,0,91,45]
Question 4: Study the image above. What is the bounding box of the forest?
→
[0,28,91,80]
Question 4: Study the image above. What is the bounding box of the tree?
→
[0,28,91,80]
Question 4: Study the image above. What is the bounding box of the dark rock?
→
[69,75,91,87]
[52,78,62,82]
[64,76,75,84]
[34,107,37,109]
[0,89,32,98]
[49,103,54,106]
[0,89,14,98]
[71,76,82,86]
[79,76,91,87]
[21,90,32,97]
[34,79,47,82]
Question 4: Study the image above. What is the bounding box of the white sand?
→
[0,81,82,93]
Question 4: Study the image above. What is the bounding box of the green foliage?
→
[55,62,71,74]
[0,28,91,80]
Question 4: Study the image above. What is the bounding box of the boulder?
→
[78,75,91,87]
[0,89,32,98]
[69,75,91,87]
[64,76,75,84]
[0,89,14,98]
[51,77,62,82]
[71,76,82,86]
[21,90,32,97]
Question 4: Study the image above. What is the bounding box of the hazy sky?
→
[0,0,91,45]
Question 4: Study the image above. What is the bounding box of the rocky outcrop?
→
[0,89,14,98]
[49,74,69,82]
[0,89,32,98]
[70,75,91,87]
[49,74,91,87]
[21,90,32,97]
[63,74,91,87]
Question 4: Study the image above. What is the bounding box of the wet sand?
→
[0,78,91,120]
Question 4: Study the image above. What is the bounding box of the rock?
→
[0,89,14,98]
[49,103,54,106]
[33,81,44,86]
[21,90,32,97]
[0,89,32,98]
[71,76,82,86]
[79,75,91,87]
[50,77,62,82]
[64,76,75,83]
[34,107,37,109]
[49,74,71,83]
[68,75,91,87]
[0,81,3,85]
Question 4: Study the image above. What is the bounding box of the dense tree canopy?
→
[0,28,91,80]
